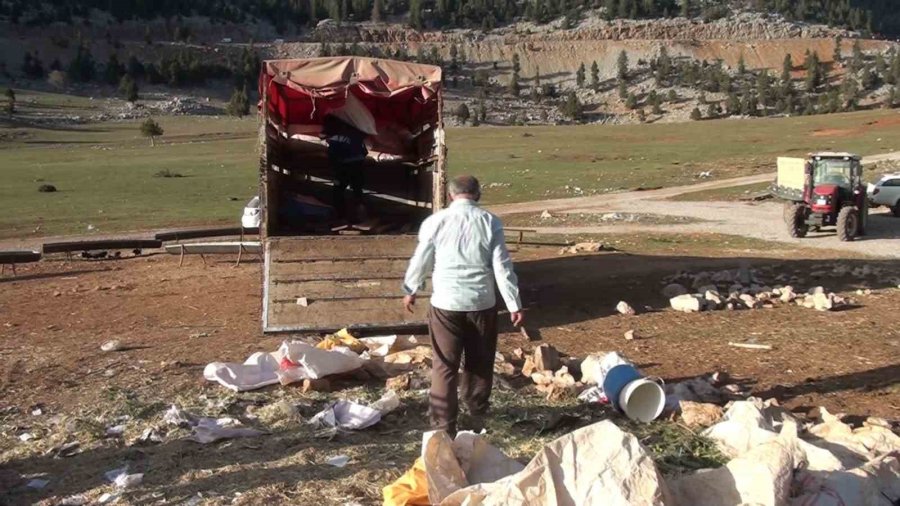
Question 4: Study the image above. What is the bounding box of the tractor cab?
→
[806,153,863,215]
[774,152,868,241]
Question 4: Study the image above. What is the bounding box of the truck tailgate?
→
[263,236,429,333]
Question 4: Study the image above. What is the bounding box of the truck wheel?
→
[786,204,808,238]
[892,201,900,217]
[837,206,859,241]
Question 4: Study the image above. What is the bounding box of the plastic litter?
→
[325,455,350,468]
[100,340,124,352]
[26,478,49,489]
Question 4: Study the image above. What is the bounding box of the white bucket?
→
[618,378,665,422]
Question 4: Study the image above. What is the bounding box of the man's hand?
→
[510,311,524,327]
[403,294,416,313]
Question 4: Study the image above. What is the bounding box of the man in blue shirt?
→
[402,175,523,435]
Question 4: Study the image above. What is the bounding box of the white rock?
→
[671,294,703,313]
[808,286,826,295]
[624,330,636,340]
[100,340,123,352]
[615,301,636,315]
[813,292,834,311]
[704,290,723,308]
[540,210,553,219]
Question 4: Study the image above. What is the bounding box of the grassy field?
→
[2,88,900,238]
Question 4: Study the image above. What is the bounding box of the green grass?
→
[2,88,900,238]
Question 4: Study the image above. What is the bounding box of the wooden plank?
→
[43,239,162,254]
[264,235,426,333]
[0,250,41,264]
[155,227,258,242]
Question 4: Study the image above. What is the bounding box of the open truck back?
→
[258,57,446,333]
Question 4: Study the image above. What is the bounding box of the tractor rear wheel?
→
[837,206,859,241]
[786,203,808,238]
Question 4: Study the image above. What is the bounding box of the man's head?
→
[449,175,481,202]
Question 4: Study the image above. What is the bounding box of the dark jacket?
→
[323,115,368,164]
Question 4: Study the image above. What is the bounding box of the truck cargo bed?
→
[263,236,429,333]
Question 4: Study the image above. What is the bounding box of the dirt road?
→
[492,154,900,258]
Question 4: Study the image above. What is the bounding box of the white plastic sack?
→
[331,93,378,136]
[203,352,282,392]
[441,421,671,506]
[670,423,798,506]
[310,400,382,430]
[792,453,900,506]
[703,399,779,458]
[280,341,365,379]
[451,432,525,486]
[579,352,631,386]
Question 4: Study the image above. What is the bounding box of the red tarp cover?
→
[260,57,442,134]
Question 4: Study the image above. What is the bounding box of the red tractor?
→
[772,152,869,241]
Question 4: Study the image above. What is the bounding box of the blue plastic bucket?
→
[602,364,642,411]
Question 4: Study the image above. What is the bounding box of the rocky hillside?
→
[1,7,899,127]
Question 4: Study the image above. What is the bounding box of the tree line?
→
[2,0,897,35]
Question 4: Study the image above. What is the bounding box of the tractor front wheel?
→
[786,203,808,238]
[837,206,860,241]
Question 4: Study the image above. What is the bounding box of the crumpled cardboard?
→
[440,421,672,506]
[670,422,799,506]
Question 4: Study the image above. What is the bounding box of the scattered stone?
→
[704,290,723,309]
[779,286,796,303]
[511,348,526,361]
[670,294,702,313]
[100,340,124,352]
[559,242,604,254]
[533,345,561,372]
[616,301,636,315]
[662,283,688,298]
[679,401,724,429]
[530,370,555,386]
[813,292,834,311]
[624,330,636,340]
[739,294,759,309]
[521,356,537,377]
[386,373,412,392]
[540,210,553,219]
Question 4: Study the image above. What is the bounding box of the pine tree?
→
[617,50,628,81]
[756,70,771,107]
[118,74,138,102]
[681,0,690,17]
[887,86,898,109]
[737,53,746,76]
[455,103,470,124]
[590,61,600,90]
[4,87,15,114]
[371,0,383,23]
[512,53,521,74]
[576,63,586,88]
[68,44,96,82]
[706,102,719,118]
[617,79,627,99]
[409,0,423,29]
[804,51,821,92]
[690,107,701,120]
[650,91,663,114]
[140,117,164,146]
[476,101,487,122]
[561,92,583,121]
[104,53,124,85]
[726,92,740,115]
[850,39,863,72]
[667,89,677,102]
[226,86,250,117]
[833,35,843,64]
[508,72,520,96]
[781,53,793,83]
[625,92,637,109]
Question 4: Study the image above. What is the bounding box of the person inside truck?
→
[322,114,368,224]
[401,175,524,436]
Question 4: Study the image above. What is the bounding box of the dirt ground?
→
[1,238,898,504]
